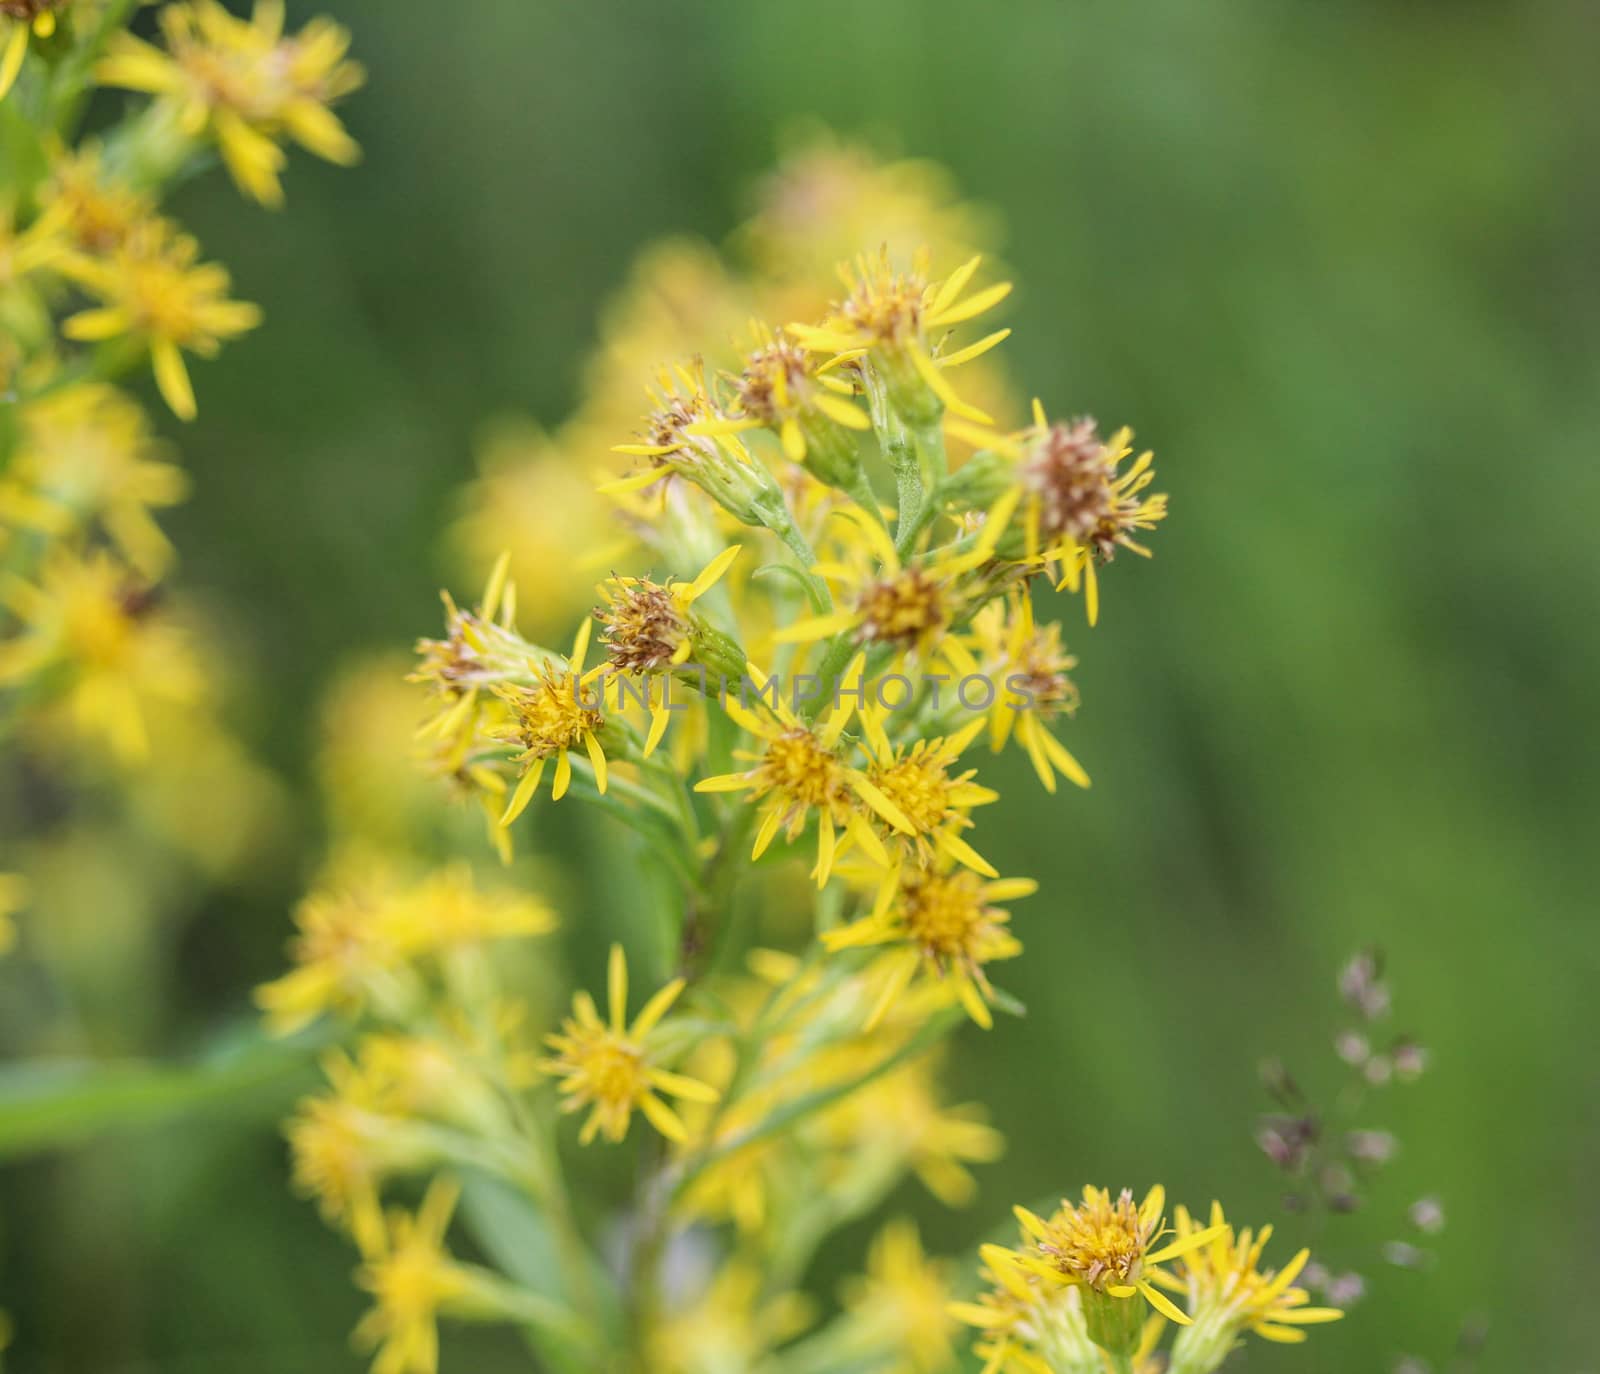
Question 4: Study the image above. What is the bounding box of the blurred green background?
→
[6,0,1598,1370]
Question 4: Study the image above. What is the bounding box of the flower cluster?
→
[259,138,1371,1374]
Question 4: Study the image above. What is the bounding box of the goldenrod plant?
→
[255,120,1369,1368]
[0,3,357,1349]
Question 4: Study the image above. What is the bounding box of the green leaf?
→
[0,1025,317,1160]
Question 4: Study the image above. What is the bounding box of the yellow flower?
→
[855,707,999,876]
[492,616,610,820]
[789,249,1012,426]
[694,661,915,887]
[649,1261,813,1374]
[691,324,871,486]
[97,0,363,207]
[837,1219,959,1374]
[0,547,201,762]
[0,0,62,102]
[593,543,745,753]
[950,1243,1058,1374]
[604,362,782,528]
[61,218,260,420]
[776,490,1018,661]
[286,1050,395,1255]
[1161,1202,1344,1351]
[254,860,412,1034]
[825,864,1033,1029]
[0,872,26,955]
[40,144,156,256]
[388,863,556,958]
[966,593,1090,794]
[354,1178,471,1374]
[0,383,189,577]
[538,944,717,1145]
[1012,1187,1227,1344]
[961,402,1167,626]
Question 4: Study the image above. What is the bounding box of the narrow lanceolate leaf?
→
[0,1026,317,1159]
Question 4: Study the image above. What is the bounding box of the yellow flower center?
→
[872,751,955,835]
[1039,1188,1155,1291]
[854,566,947,647]
[502,669,601,758]
[754,727,849,815]
[574,1034,647,1106]
[736,336,813,423]
[841,262,927,345]
[900,870,986,962]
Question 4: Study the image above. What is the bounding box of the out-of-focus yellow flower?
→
[741,131,1001,313]
[61,218,260,420]
[825,864,1032,1029]
[0,548,201,762]
[0,0,63,101]
[837,1219,959,1374]
[97,0,363,207]
[538,943,717,1145]
[650,1260,813,1374]
[39,144,156,256]
[695,662,914,887]
[354,1178,470,1374]
[1161,1202,1343,1352]
[256,859,557,1034]
[0,384,188,576]
[287,1049,396,1256]
[1011,1188,1226,1348]
[0,872,26,954]
[255,859,412,1034]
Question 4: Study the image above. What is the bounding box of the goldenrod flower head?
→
[1163,1202,1343,1356]
[838,1219,959,1374]
[595,544,743,673]
[1003,403,1168,625]
[967,594,1089,795]
[492,616,609,819]
[61,218,260,420]
[39,144,156,255]
[354,1178,471,1374]
[287,1057,393,1255]
[1,383,188,576]
[826,865,1033,1029]
[699,325,871,487]
[857,711,998,876]
[255,861,411,1034]
[779,492,1015,660]
[790,249,1012,426]
[97,0,363,207]
[393,863,557,956]
[0,0,64,101]
[539,944,717,1145]
[1013,1187,1227,1350]
[951,1244,1063,1374]
[0,548,200,762]
[696,663,915,887]
[650,1260,814,1374]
